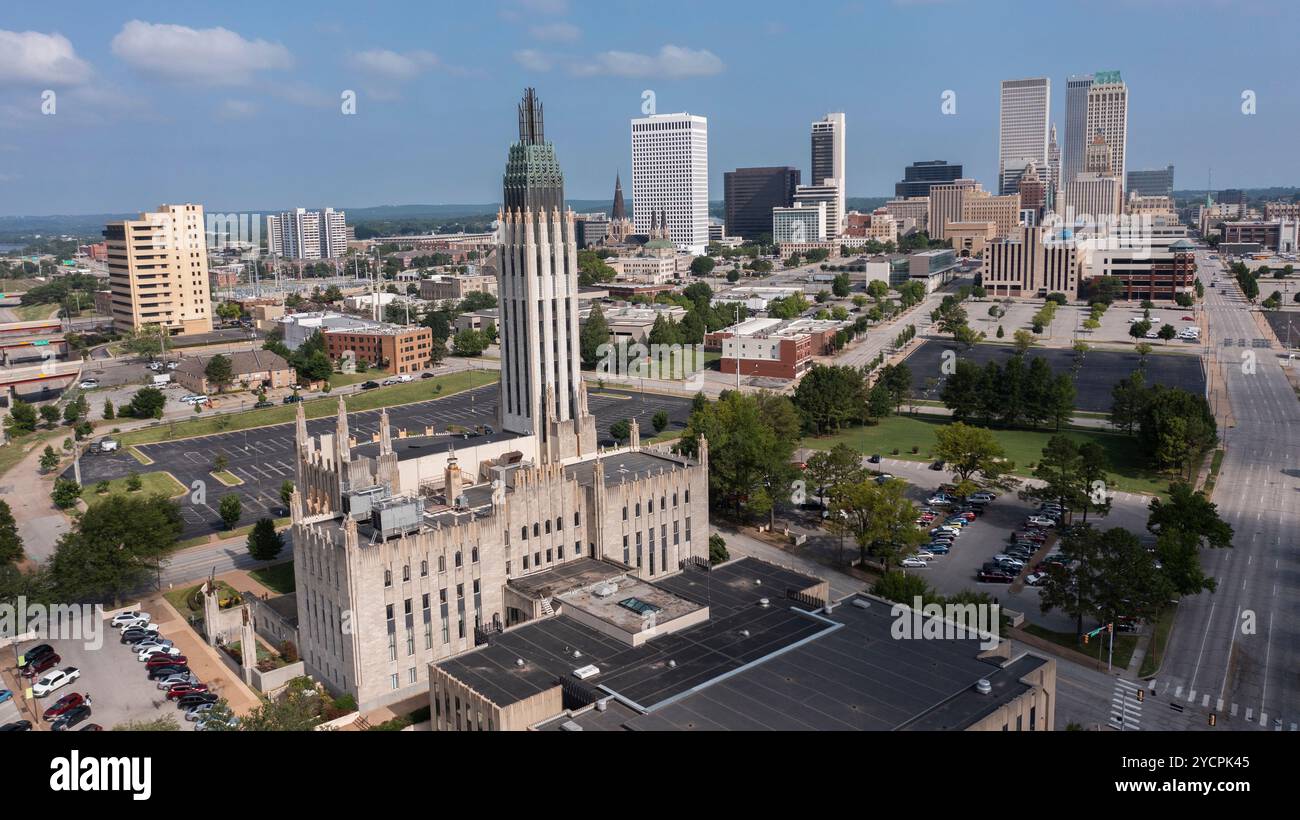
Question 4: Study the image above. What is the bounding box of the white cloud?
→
[217,99,258,120]
[571,45,724,79]
[0,30,92,86]
[514,49,555,72]
[529,22,581,43]
[348,49,440,81]
[110,20,292,86]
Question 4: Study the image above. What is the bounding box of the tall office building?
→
[1127,165,1175,198]
[104,203,213,336]
[895,160,963,198]
[724,166,800,240]
[998,78,1051,196]
[630,112,710,253]
[928,179,980,241]
[1085,71,1128,192]
[794,183,843,240]
[1046,124,1061,208]
[497,88,596,462]
[1062,74,1093,185]
[811,113,846,229]
[266,208,348,260]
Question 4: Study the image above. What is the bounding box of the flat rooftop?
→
[562,449,694,488]
[435,558,829,712]
[561,576,704,635]
[508,558,624,601]
[350,429,524,463]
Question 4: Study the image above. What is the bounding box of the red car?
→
[165,683,209,700]
[20,653,59,678]
[1181,315,1195,321]
[146,654,188,669]
[951,511,976,521]
[42,692,85,720]
[1016,530,1047,543]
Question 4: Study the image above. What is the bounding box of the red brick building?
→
[706,317,841,380]
[323,323,435,375]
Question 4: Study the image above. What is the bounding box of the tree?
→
[47,493,182,603]
[940,360,982,422]
[726,268,740,282]
[1128,320,1152,341]
[219,495,243,530]
[866,280,889,302]
[690,256,716,277]
[1137,386,1217,474]
[213,454,229,473]
[609,418,631,443]
[1012,329,1035,353]
[51,478,80,510]
[995,324,1005,339]
[793,364,865,434]
[452,329,487,357]
[6,398,38,434]
[1110,370,1146,434]
[878,363,912,412]
[831,273,851,298]
[651,410,669,434]
[280,480,296,511]
[39,445,60,472]
[458,291,497,313]
[0,500,24,566]
[933,422,1014,495]
[1157,324,1177,344]
[871,571,937,606]
[832,478,925,570]
[247,517,284,561]
[805,444,865,506]
[708,533,729,565]
[39,404,60,428]
[102,399,114,420]
[124,387,167,419]
[122,326,163,360]
[200,354,233,393]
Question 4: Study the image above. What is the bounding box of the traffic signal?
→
[1083,633,1089,645]
[1137,688,1145,703]
[1107,622,1113,633]
[1209,713,1217,727]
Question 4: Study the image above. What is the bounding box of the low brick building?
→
[173,349,296,395]
[323,322,435,375]
[706,317,841,380]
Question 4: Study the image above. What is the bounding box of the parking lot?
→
[900,340,1206,413]
[837,457,1155,630]
[69,384,694,539]
[2,603,251,731]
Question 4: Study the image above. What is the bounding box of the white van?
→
[151,373,171,386]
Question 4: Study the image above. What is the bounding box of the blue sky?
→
[1,0,1297,216]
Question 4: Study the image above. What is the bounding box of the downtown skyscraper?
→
[1085,71,1129,192]
[998,77,1051,196]
[496,88,596,462]
[1062,74,1093,185]
[630,111,710,253]
[810,112,846,230]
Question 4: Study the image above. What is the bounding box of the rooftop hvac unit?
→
[592,582,619,598]
[975,679,992,695]
[370,495,424,539]
[852,599,871,610]
[573,664,600,680]
[345,485,389,520]
[559,721,583,732]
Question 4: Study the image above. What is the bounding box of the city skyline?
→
[1,1,1298,216]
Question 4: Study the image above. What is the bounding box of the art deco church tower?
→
[497,89,596,462]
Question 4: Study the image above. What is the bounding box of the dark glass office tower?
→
[894,160,964,198]
[724,166,800,240]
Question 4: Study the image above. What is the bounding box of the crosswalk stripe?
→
[1217,698,1224,711]
[1231,703,1239,716]
[1174,685,1183,698]
[1202,694,1210,707]
[1260,712,1268,726]
[1246,708,1253,721]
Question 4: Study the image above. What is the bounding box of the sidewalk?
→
[148,590,263,717]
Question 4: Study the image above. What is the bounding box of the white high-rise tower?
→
[630,112,709,254]
[1085,71,1128,193]
[998,77,1051,196]
[810,112,846,231]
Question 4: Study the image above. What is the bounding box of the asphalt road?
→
[1153,251,1300,732]
[67,384,693,540]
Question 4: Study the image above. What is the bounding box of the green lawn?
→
[250,561,296,594]
[1139,607,1177,678]
[802,415,1172,496]
[328,368,381,387]
[13,303,60,321]
[175,516,290,549]
[0,429,62,479]
[1025,623,1138,670]
[164,579,244,617]
[118,370,498,446]
[87,470,186,504]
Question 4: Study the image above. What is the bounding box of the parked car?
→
[253,401,274,409]
[138,645,183,662]
[148,665,190,681]
[930,526,960,538]
[176,692,219,711]
[420,372,435,379]
[1026,516,1057,528]
[867,454,881,463]
[79,724,104,731]
[969,491,997,503]
[925,495,951,506]
[50,704,92,732]
[195,716,239,731]
[21,653,60,678]
[1025,572,1048,586]
[146,654,188,669]
[111,611,150,628]
[923,543,950,554]
[41,692,86,720]
[382,374,413,385]
[900,557,929,568]
[914,550,938,560]
[875,474,895,484]
[32,667,81,697]
[133,638,174,652]
[156,672,199,689]
[978,570,1014,583]
[360,380,380,390]
[0,689,12,704]
[120,626,161,643]
[165,683,210,700]
[282,394,304,404]
[0,721,33,731]
[78,378,99,389]
[929,460,946,471]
